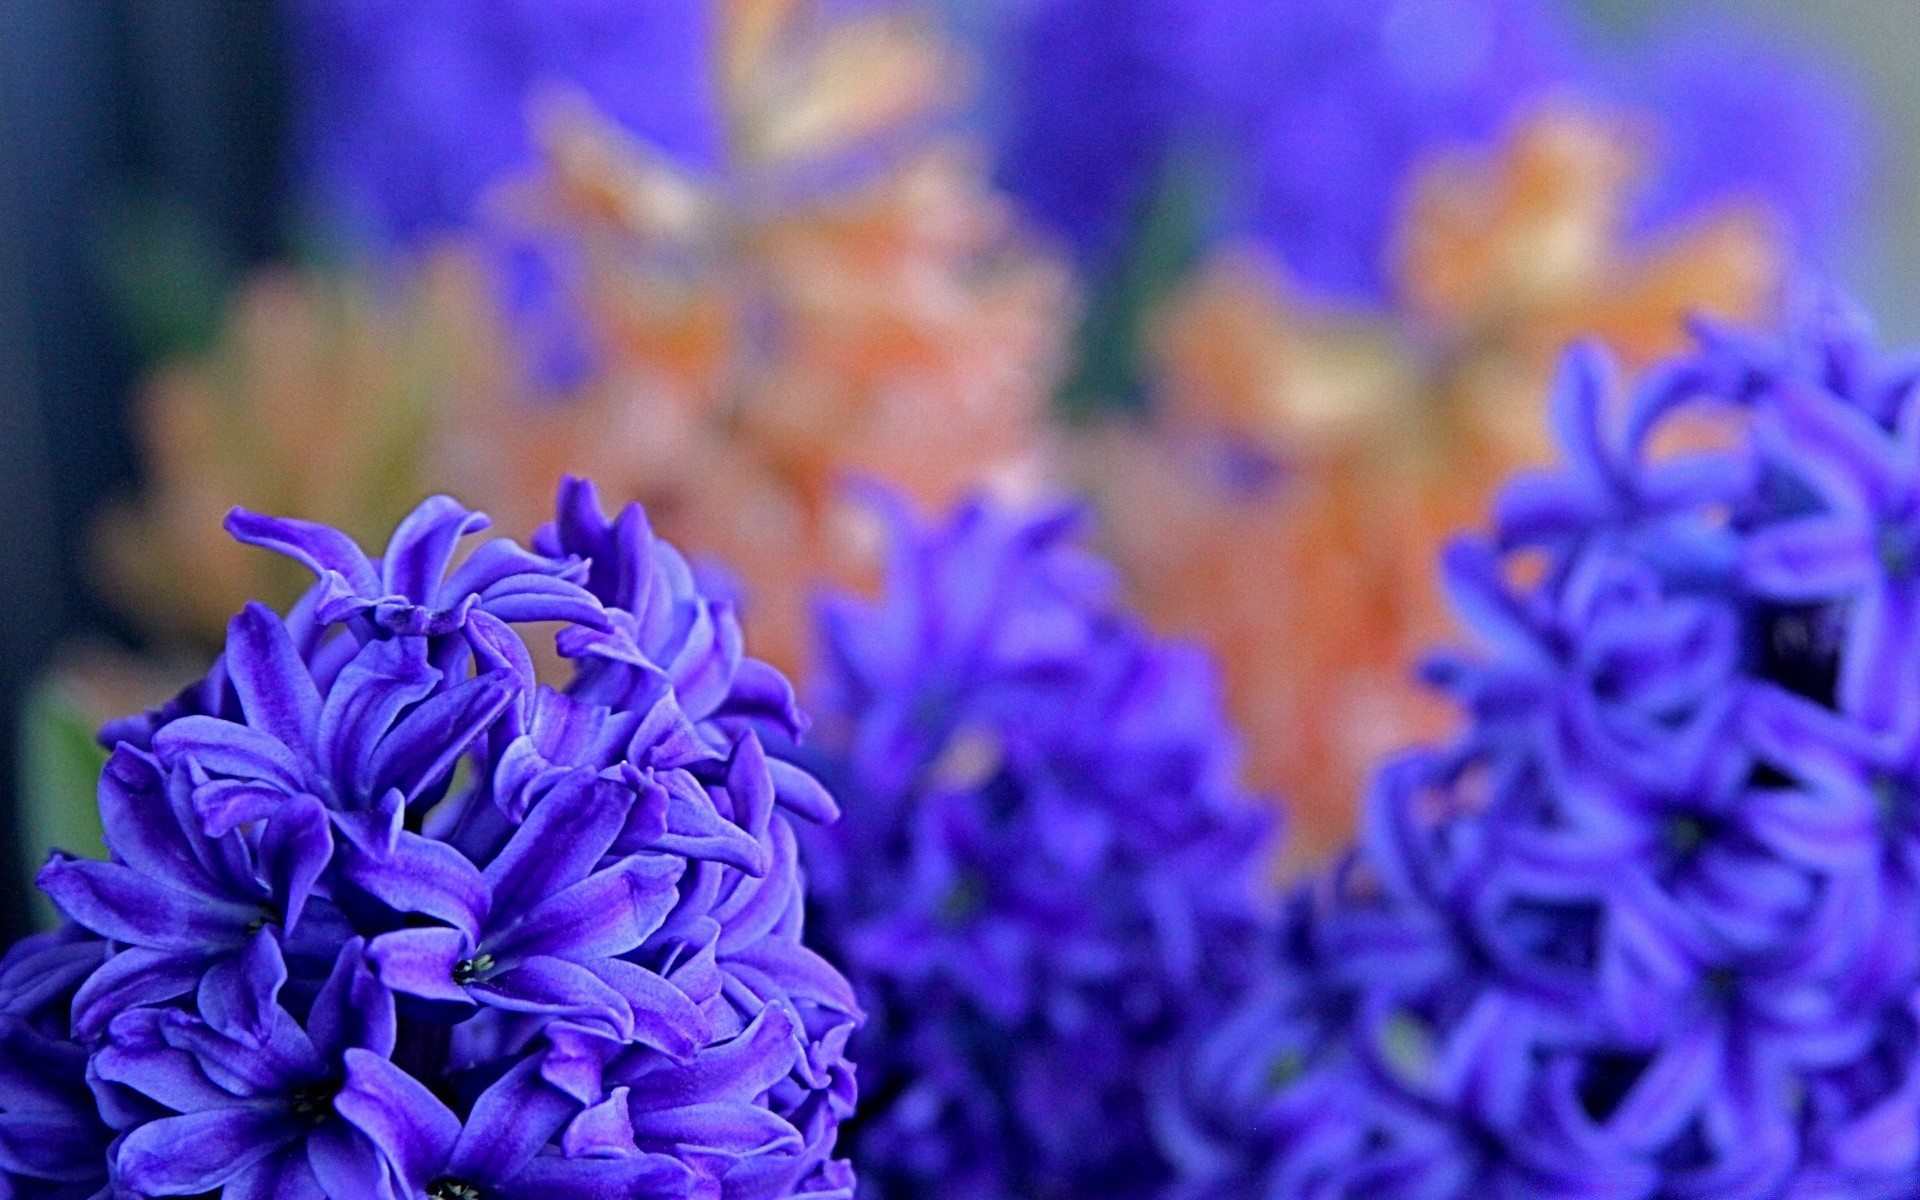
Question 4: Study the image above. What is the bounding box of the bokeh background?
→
[0,0,1909,941]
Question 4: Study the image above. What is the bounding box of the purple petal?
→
[0,1106,107,1180]
[71,948,206,1040]
[261,796,333,932]
[721,942,861,1019]
[628,693,716,771]
[561,1087,635,1158]
[711,827,797,955]
[652,772,770,876]
[485,771,635,919]
[766,759,839,824]
[226,508,381,597]
[620,1002,799,1111]
[497,1152,694,1200]
[95,746,223,891]
[334,825,488,940]
[38,854,256,951]
[365,927,472,1006]
[588,960,711,1061]
[441,538,584,606]
[539,1019,624,1103]
[116,1103,301,1194]
[333,1048,461,1191]
[1762,381,1912,516]
[1638,449,1758,511]
[195,779,302,839]
[725,734,775,842]
[1842,579,1920,738]
[466,610,539,710]
[304,1119,389,1200]
[159,1002,323,1098]
[626,1102,801,1156]
[477,573,609,629]
[366,669,516,804]
[1742,514,1875,599]
[486,855,684,966]
[226,602,324,760]
[469,956,633,1030]
[317,638,441,801]
[380,495,490,602]
[711,657,807,739]
[449,1055,578,1184]
[226,1152,327,1200]
[95,1007,235,1113]
[308,939,397,1061]
[196,930,288,1044]
[1438,538,1550,672]
[153,716,310,793]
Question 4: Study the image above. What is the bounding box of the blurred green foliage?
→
[19,677,108,929]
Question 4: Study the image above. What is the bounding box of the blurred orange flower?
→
[1077,107,1785,865]
[443,0,1070,674]
[94,260,501,647]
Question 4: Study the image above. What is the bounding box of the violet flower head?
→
[290,0,719,248]
[1167,290,1920,1197]
[1604,9,1872,267]
[996,0,1869,309]
[996,0,1577,298]
[0,926,110,1200]
[798,492,1276,1200]
[1211,0,1579,305]
[17,478,859,1200]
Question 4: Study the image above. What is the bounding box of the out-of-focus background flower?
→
[0,0,1912,937]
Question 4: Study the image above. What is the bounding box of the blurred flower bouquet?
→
[4,0,1901,1195]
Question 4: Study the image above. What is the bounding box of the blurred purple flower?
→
[1606,10,1871,267]
[289,0,720,248]
[996,0,1870,309]
[1162,290,1920,1197]
[799,492,1275,1200]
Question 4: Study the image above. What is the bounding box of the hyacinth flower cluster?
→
[4,478,859,1200]
[796,493,1276,1200]
[1158,291,1920,1197]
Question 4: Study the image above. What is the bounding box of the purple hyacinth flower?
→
[1166,291,1920,1197]
[14,483,860,1199]
[37,743,334,1040]
[800,491,1275,1200]
[95,935,441,1200]
[1605,9,1871,267]
[365,772,690,1041]
[289,0,718,249]
[0,929,111,1200]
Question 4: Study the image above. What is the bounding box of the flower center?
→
[936,874,985,926]
[1875,773,1917,834]
[1664,812,1711,859]
[288,1080,340,1125]
[1264,1049,1305,1090]
[245,902,285,935]
[452,953,496,986]
[1880,521,1920,579]
[427,1179,486,1200]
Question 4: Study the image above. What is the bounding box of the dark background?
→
[0,1,285,942]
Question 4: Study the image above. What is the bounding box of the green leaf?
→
[19,677,109,929]
[1056,151,1219,423]
[98,197,236,363]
